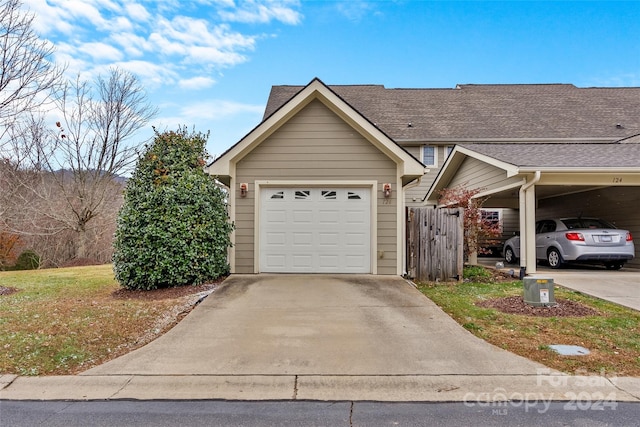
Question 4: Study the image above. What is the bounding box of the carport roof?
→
[424,140,640,204]
[458,142,640,169]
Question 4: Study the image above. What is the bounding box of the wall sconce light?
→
[239,183,248,198]
[383,183,392,198]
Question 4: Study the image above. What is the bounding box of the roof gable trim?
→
[423,145,520,202]
[207,78,425,178]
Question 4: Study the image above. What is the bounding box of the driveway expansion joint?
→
[109,375,133,399]
[292,375,298,400]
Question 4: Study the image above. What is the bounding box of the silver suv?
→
[504,218,635,270]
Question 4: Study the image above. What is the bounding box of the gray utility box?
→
[523,277,556,307]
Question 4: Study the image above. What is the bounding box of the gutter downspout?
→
[519,171,541,277]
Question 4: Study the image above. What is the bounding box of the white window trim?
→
[445,145,454,159]
[422,145,438,167]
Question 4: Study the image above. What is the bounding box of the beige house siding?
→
[447,157,522,194]
[537,187,640,268]
[404,145,449,206]
[234,99,398,274]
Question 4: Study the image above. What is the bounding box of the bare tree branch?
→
[3,68,156,262]
[0,0,64,136]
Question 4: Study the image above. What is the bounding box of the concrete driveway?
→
[84,274,543,376]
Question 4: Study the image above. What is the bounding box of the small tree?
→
[438,185,501,262]
[113,127,233,290]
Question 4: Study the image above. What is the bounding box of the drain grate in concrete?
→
[548,344,590,356]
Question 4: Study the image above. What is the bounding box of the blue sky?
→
[23,0,640,157]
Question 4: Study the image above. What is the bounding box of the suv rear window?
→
[561,218,616,230]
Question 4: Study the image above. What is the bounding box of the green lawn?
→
[417,266,640,376]
[0,265,189,375]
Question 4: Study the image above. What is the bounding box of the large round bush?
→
[113,128,233,290]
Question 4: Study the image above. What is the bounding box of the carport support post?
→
[519,172,540,275]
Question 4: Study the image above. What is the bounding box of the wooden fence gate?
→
[406,207,464,282]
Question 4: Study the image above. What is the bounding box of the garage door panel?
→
[345,210,367,224]
[265,255,286,269]
[266,210,287,223]
[261,187,371,273]
[319,255,339,268]
[292,210,313,224]
[293,232,313,246]
[292,254,313,269]
[319,232,339,246]
[346,255,366,268]
[318,210,340,224]
[265,232,286,245]
[346,232,367,246]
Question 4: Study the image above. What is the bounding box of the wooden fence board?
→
[406,207,463,282]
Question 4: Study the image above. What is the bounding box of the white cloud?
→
[20,0,304,142]
[178,76,217,90]
[150,18,256,67]
[106,60,179,87]
[24,0,74,35]
[24,0,300,82]
[77,42,124,62]
[124,2,151,22]
[218,0,302,24]
[57,0,111,31]
[187,45,247,66]
[335,1,380,22]
[110,32,149,57]
[179,99,264,120]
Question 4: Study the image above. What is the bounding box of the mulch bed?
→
[111,277,226,301]
[477,295,599,317]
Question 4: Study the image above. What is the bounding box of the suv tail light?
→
[565,232,585,241]
[627,232,633,242]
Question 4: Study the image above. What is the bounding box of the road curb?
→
[1,374,639,402]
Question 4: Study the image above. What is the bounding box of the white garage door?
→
[260,188,371,273]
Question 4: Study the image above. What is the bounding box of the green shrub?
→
[13,250,40,270]
[463,265,492,281]
[112,127,233,290]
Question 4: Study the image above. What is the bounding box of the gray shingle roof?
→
[264,83,640,141]
[459,143,640,168]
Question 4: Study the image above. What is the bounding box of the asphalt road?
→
[2,400,639,426]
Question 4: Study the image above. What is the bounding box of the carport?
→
[425,141,640,274]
